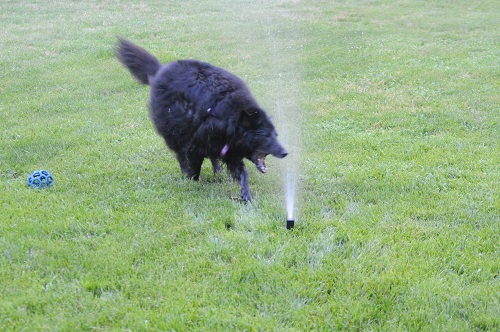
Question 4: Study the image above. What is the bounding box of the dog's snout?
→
[270,143,288,159]
[276,147,288,158]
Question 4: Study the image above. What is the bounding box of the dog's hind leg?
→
[175,151,201,180]
[228,161,251,202]
[210,158,223,175]
[185,152,204,180]
[175,152,192,178]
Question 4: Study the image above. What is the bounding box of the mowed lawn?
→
[1,0,498,330]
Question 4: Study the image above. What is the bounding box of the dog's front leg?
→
[228,161,251,202]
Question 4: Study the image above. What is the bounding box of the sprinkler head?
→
[286,218,295,230]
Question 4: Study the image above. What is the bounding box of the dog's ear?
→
[242,107,259,117]
[239,107,262,126]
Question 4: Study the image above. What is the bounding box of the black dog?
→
[116,38,287,201]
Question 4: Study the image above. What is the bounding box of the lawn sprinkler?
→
[285,171,296,230]
[27,170,54,189]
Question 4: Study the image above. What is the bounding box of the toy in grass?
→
[27,170,54,189]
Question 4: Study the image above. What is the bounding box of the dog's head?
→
[239,107,288,173]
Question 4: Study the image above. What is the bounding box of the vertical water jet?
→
[285,171,296,229]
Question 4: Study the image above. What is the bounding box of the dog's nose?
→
[272,146,288,158]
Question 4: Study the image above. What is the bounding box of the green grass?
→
[1,0,499,330]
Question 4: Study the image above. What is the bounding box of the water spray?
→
[263,13,300,230]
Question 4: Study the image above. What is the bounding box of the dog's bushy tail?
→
[116,38,161,85]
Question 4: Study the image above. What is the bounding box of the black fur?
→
[116,38,287,201]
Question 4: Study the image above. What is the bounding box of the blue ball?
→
[27,170,54,189]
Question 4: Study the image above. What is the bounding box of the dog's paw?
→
[241,190,252,202]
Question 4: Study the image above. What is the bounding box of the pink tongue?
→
[258,157,267,173]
